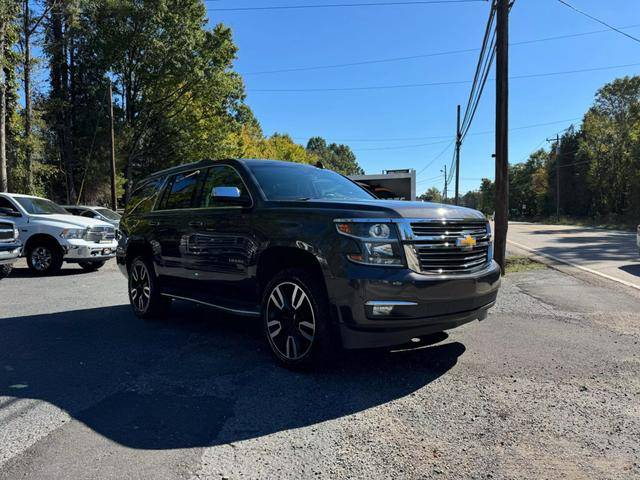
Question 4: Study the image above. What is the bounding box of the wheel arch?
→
[124,240,155,270]
[24,233,63,255]
[257,245,329,297]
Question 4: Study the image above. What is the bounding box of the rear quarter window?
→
[160,170,201,210]
[126,178,164,215]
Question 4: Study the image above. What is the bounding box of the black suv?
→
[117,159,501,367]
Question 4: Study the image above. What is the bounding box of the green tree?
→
[306,136,364,175]
[419,186,442,203]
[478,178,495,216]
[580,76,640,217]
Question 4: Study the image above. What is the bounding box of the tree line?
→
[422,76,640,227]
[0,0,363,205]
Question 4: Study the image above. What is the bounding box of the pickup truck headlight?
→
[60,228,87,239]
[13,226,19,240]
[335,221,404,266]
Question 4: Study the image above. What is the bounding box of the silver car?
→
[63,205,121,230]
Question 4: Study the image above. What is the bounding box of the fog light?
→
[372,305,394,316]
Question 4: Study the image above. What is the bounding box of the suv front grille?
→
[85,226,116,243]
[409,220,490,274]
[0,223,16,242]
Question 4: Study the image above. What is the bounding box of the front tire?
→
[262,268,334,368]
[128,256,171,319]
[0,264,11,279]
[26,242,63,276]
[79,260,106,272]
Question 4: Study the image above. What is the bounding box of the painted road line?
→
[507,239,640,292]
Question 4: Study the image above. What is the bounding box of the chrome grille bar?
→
[407,220,491,274]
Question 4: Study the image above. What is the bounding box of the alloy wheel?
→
[266,281,316,361]
[130,261,151,312]
[31,247,53,272]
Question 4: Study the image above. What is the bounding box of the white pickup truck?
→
[0,220,21,279]
[0,193,117,275]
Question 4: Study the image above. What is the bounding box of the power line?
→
[556,0,640,45]
[248,61,640,92]
[459,2,496,137]
[289,116,582,143]
[242,24,640,76]
[417,140,454,175]
[206,0,485,12]
[353,138,451,151]
[460,31,496,140]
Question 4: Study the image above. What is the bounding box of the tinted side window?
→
[162,170,201,210]
[198,166,250,208]
[0,197,20,213]
[126,178,164,215]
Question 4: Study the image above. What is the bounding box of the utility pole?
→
[454,104,461,205]
[442,165,448,202]
[0,18,6,193]
[494,0,509,274]
[547,134,561,221]
[108,81,117,211]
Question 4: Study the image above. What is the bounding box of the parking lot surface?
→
[1,259,639,479]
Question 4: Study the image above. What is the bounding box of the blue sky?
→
[205,0,640,195]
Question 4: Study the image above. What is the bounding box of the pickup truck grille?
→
[84,226,116,243]
[409,220,491,274]
[0,223,16,242]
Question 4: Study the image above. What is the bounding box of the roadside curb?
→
[507,239,640,292]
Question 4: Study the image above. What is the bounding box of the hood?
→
[281,199,486,220]
[30,214,114,229]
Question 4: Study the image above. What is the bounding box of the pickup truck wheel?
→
[128,256,171,319]
[262,268,333,369]
[0,265,11,279]
[79,260,106,272]
[26,243,63,276]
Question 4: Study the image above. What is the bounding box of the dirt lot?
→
[0,259,639,479]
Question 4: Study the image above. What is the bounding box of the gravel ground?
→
[0,259,639,479]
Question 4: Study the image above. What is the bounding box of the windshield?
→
[96,208,121,220]
[15,197,69,215]
[249,163,375,201]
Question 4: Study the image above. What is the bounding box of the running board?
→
[161,293,261,317]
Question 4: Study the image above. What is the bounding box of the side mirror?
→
[0,207,21,217]
[210,186,251,206]
[211,186,241,199]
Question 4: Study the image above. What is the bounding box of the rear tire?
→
[0,264,11,279]
[128,256,171,319]
[261,268,334,369]
[79,260,106,272]
[26,242,63,276]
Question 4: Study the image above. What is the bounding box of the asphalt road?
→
[508,222,640,289]
[0,259,639,479]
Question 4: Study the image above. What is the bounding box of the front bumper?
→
[328,260,501,349]
[0,244,22,265]
[62,239,117,262]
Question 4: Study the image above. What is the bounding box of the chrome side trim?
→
[160,293,261,317]
[365,301,418,306]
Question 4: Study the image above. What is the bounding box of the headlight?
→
[60,228,86,239]
[13,226,19,240]
[335,221,404,266]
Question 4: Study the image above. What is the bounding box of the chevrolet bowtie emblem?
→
[456,234,477,249]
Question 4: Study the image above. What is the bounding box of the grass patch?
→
[505,255,545,274]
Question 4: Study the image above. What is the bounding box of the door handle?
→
[189,221,204,228]
[149,220,160,226]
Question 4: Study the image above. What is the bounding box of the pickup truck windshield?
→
[96,208,121,220]
[249,163,375,201]
[15,197,69,215]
